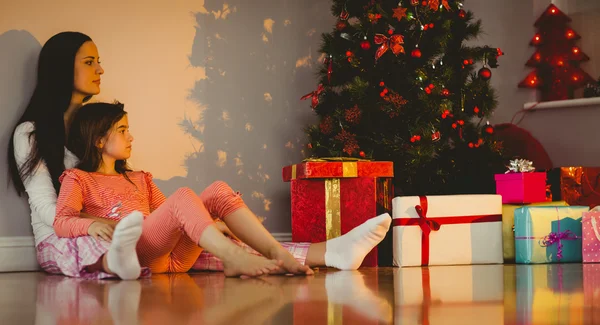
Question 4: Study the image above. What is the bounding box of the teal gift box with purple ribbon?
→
[515,206,588,264]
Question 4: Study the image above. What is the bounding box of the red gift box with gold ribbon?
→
[282,158,394,267]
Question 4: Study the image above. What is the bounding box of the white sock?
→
[324,213,391,270]
[325,271,392,322]
[107,211,143,280]
[108,280,142,325]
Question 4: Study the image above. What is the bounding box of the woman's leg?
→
[199,181,312,275]
[137,187,281,277]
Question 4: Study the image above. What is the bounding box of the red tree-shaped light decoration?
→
[519,4,594,101]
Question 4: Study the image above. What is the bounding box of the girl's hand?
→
[214,220,239,240]
[88,222,114,242]
[80,212,118,227]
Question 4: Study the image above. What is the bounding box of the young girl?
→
[8,31,138,280]
[55,101,391,277]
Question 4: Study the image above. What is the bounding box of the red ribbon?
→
[374,34,405,60]
[300,84,324,108]
[392,196,502,266]
[442,0,451,10]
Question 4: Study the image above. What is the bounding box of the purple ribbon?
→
[540,230,579,260]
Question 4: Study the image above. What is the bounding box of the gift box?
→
[495,172,547,204]
[514,206,588,264]
[502,201,569,262]
[394,265,504,325]
[392,195,503,267]
[282,159,394,267]
[512,265,584,325]
[584,264,600,324]
[547,167,600,208]
[495,159,547,204]
[582,211,600,263]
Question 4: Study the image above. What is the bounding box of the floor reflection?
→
[3,264,600,324]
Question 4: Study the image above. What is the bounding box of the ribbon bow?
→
[505,158,535,173]
[300,84,324,108]
[415,204,441,235]
[374,33,405,61]
[541,230,578,260]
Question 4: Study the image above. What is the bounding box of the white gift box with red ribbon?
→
[392,195,504,267]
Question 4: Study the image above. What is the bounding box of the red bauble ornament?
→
[452,123,457,129]
[359,151,366,158]
[428,84,435,89]
[379,81,385,87]
[468,142,474,148]
[346,50,353,57]
[336,21,347,31]
[411,48,422,58]
[429,23,434,28]
[484,125,494,135]
[425,87,431,94]
[458,9,466,19]
[478,67,492,80]
[441,88,450,96]
[473,106,480,114]
[411,0,419,5]
[431,131,441,142]
[458,120,465,126]
[360,39,371,50]
[388,29,394,35]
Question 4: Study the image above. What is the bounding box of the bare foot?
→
[269,247,314,276]
[221,248,283,277]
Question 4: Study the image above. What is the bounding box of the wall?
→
[0,0,333,256]
[506,0,600,168]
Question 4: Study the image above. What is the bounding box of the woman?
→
[8,32,140,279]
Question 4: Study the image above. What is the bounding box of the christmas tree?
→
[519,4,594,101]
[303,0,505,195]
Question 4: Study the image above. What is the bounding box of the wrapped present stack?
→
[282,158,393,267]
[493,159,584,263]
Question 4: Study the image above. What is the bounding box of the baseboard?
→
[271,232,292,242]
[0,233,293,273]
[0,236,39,272]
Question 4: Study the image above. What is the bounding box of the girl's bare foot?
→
[221,248,283,277]
[269,247,314,276]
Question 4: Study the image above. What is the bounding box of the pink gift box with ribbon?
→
[495,159,547,204]
[582,211,600,263]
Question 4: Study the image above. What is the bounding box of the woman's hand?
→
[214,220,239,240]
[88,222,114,242]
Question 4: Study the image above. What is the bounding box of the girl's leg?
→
[199,181,312,275]
[137,187,281,277]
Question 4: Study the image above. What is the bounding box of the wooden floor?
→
[1,264,599,324]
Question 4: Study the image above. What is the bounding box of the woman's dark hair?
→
[8,31,92,195]
[68,101,132,176]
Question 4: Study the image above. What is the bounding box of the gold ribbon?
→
[302,157,371,162]
[325,179,342,239]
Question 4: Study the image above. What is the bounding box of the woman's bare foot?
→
[269,247,314,276]
[221,247,283,277]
